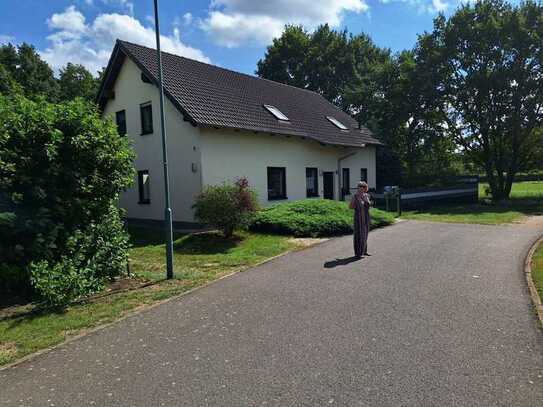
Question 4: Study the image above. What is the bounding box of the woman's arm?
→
[349,195,356,209]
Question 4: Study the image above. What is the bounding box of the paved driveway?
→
[2,221,543,406]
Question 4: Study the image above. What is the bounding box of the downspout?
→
[337,149,358,200]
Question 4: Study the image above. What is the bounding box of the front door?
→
[323,172,334,200]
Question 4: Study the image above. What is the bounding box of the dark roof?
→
[97,40,380,148]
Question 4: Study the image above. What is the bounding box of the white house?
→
[97,40,381,227]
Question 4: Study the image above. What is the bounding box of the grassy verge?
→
[401,181,543,225]
[532,241,543,304]
[0,230,301,367]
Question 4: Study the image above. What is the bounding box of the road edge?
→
[525,235,543,328]
[0,238,330,372]
[1,220,404,372]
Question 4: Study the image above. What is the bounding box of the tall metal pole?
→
[153,0,174,279]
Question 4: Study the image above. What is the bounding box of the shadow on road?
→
[324,256,362,269]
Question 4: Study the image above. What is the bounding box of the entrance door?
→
[323,172,334,200]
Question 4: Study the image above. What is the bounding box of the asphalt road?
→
[2,221,543,406]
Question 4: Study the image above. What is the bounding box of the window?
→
[140,102,153,135]
[138,170,150,204]
[263,105,289,121]
[267,167,287,200]
[115,110,126,136]
[360,168,368,183]
[326,116,348,130]
[342,168,350,198]
[306,168,319,197]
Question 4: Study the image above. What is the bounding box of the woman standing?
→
[349,181,371,258]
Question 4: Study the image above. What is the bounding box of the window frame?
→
[326,116,349,130]
[263,104,290,121]
[115,109,127,136]
[138,170,151,204]
[360,168,368,183]
[306,167,319,198]
[267,167,287,200]
[140,102,153,135]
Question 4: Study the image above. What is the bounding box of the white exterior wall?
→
[199,129,376,206]
[103,58,202,223]
[340,146,377,197]
[102,58,377,222]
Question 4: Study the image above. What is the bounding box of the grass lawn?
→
[479,181,543,199]
[532,241,543,305]
[0,229,303,367]
[401,181,543,225]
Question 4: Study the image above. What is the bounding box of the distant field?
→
[402,181,543,225]
[479,181,543,199]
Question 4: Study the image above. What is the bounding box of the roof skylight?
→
[264,104,289,121]
[326,116,348,130]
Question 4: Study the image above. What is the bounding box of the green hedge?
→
[250,199,395,237]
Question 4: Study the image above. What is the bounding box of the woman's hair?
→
[358,181,368,189]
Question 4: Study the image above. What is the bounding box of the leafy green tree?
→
[0,64,22,96]
[256,25,310,90]
[257,24,390,108]
[346,50,457,187]
[58,63,100,102]
[0,95,135,303]
[0,43,59,101]
[417,0,543,200]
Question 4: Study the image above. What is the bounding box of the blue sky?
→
[0,0,465,76]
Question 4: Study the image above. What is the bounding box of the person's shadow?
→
[324,256,362,269]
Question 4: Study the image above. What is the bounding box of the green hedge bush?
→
[250,199,395,237]
[0,95,135,305]
[193,177,259,237]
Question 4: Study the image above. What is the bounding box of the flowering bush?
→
[193,178,258,238]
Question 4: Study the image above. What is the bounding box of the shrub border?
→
[525,235,543,328]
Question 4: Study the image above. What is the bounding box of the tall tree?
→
[0,43,58,101]
[256,25,310,90]
[257,24,390,109]
[0,64,22,96]
[58,63,100,102]
[417,0,543,201]
[346,50,457,187]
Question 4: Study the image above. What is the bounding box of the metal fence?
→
[345,176,479,213]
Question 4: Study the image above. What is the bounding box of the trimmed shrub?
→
[0,95,135,305]
[193,178,258,238]
[250,199,395,237]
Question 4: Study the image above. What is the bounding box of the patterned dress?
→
[350,192,371,257]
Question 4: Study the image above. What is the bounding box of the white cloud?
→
[41,6,210,76]
[101,0,134,15]
[378,0,450,14]
[201,0,369,47]
[183,12,193,26]
[0,35,15,44]
[430,0,449,12]
[48,6,87,33]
